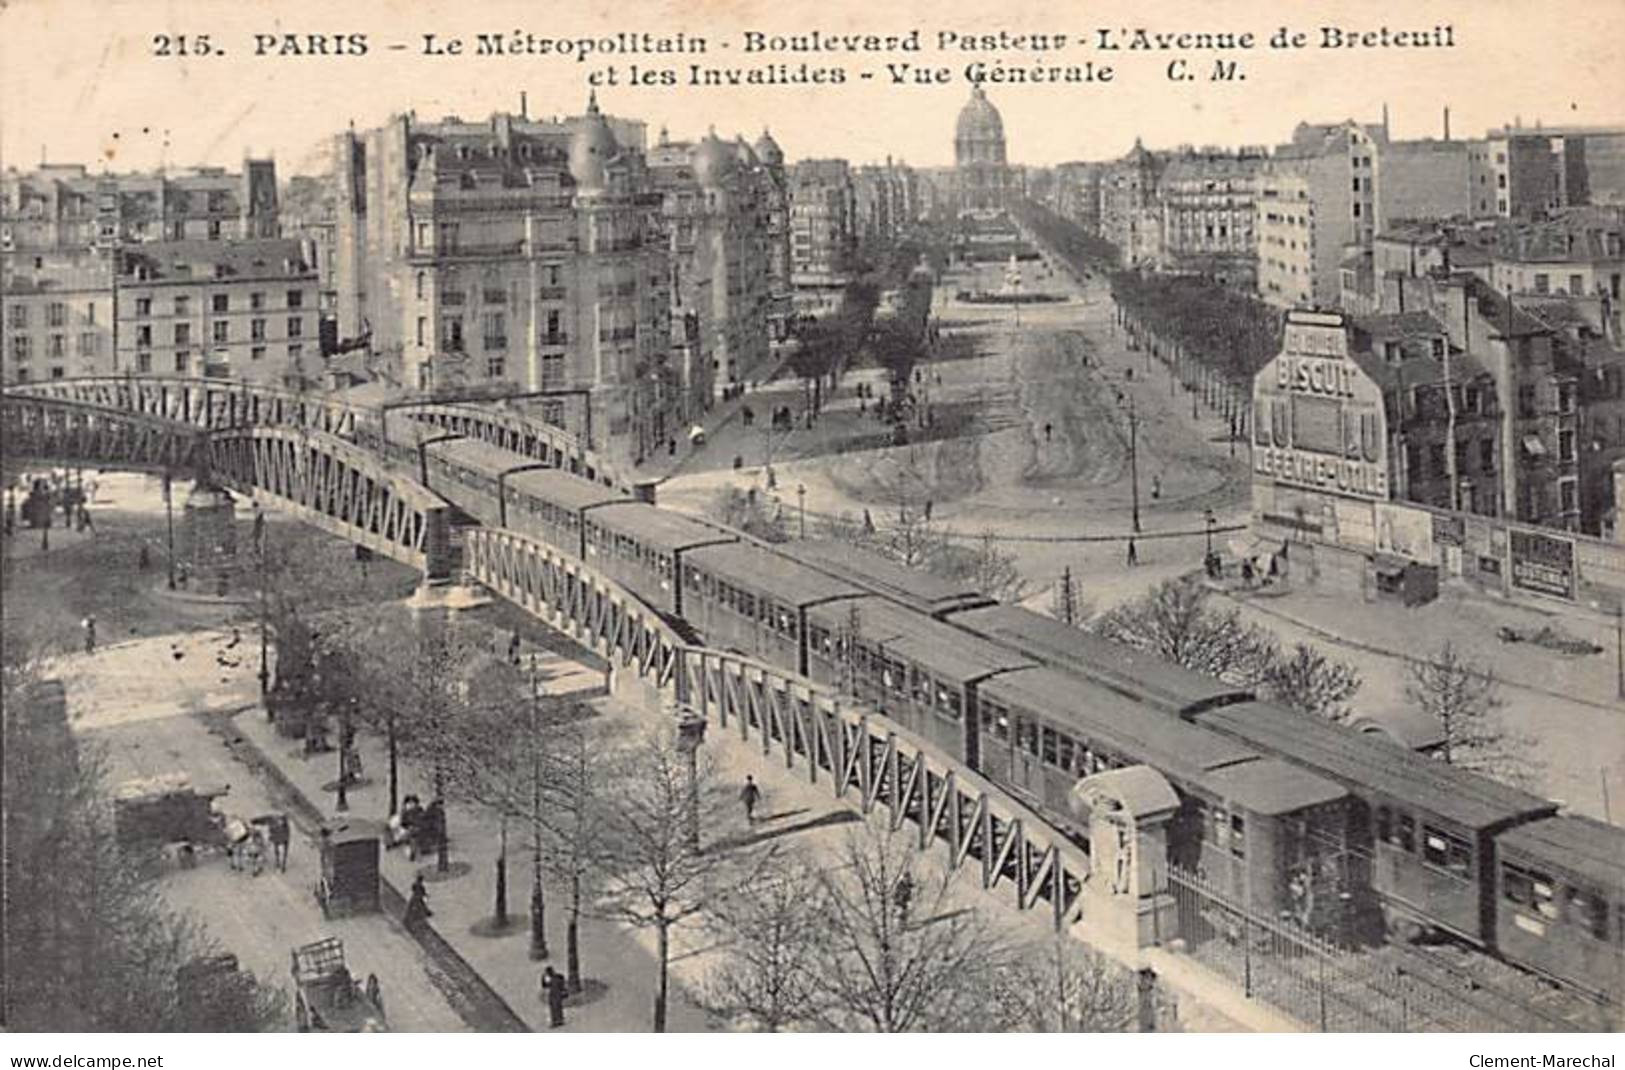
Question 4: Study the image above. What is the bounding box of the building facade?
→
[788,159,855,285]
[1,161,279,264]
[1156,148,1266,288]
[1,256,115,384]
[113,239,318,386]
[333,99,684,460]
[1098,140,1165,267]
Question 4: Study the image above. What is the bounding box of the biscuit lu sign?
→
[1252,311,1390,501]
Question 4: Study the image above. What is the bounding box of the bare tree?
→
[1092,578,1278,686]
[803,825,1016,1032]
[698,850,825,1032]
[540,713,623,994]
[1405,642,1539,789]
[709,486,789,543]
[987,938,1141,1032]
[590,724,755,1032]
[1263,642,1363,723]
[938,531,1027,604]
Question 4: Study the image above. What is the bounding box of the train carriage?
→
[791,539,993,617]
[681,543,863,674]
[581,503,732,616]
[503,468,625,556]
[1494,815,1625,1002]
[977,667,1351,918]
[804,597,1033,758]
[1195,701,1557,945]
[948,603,1254,715]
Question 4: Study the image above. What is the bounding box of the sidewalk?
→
[230,657,715,1034]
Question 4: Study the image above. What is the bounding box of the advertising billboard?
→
[1508,528,1576,600]
[1252,312,1390,503]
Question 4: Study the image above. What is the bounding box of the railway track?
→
[1383,940,1608,1032]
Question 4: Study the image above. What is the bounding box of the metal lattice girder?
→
[7,376,360,437]
[396,403,629,494]
[679,650,1090,929]
[461,527,685,685]
[1,394,205,472]
[206,426,450,576]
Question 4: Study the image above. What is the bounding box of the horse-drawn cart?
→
[315,821,381,917]
[113,773,231,863]
[290,937,385,1032]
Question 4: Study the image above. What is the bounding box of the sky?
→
[1,0,1621,177]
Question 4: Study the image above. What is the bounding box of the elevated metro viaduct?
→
[2,376,1156,972]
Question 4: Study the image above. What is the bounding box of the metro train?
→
[359,419,1624,1003]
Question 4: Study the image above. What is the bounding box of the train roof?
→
[585,502,734,553]
[506,467,626,511]
[1203,759,1350,817]
[1198,701,1556,833]
[423,434,524,476]
[1498,815,1625,890]
[808,597,1033,682]
[685,543,865,607]
[949,604,1252,712]
[790,539,993,615]
[982,666,1259,776]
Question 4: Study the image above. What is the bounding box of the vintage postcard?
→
[1,0,1621,1045]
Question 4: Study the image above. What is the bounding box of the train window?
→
[1397,814,1415,853]
[1213,807,1227,844]
[740,593,756,619]
[936,684,952,710]
[1502,863,1536,907]
[943,689,962,721]
[1421,826,1472,878]
[1056,734,1075,772]
[1230,815,1245,859]
[984,703,1010,741]
[1375,807,1391,845]
[1041,726,1057,766]
[909,669,928,704]
[1015,718,1037,756]
[1532,877,1558,920]
[1566,889,1609,940]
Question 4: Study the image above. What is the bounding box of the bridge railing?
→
[6,376,361,437]
[459,524,1088,928]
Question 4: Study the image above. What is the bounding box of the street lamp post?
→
[163,473,175,589]
[797,483,806,538]
[675,708,708,853]
[255,506,270,700]
[528,655,550,961]
[1126,394,1142,535]
[1616,602,1623,701]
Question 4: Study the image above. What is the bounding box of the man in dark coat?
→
[541,966,567,1028]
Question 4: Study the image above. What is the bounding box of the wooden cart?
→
[315,821,381,917]
[290,937,385,1032]
[113,773,231,855]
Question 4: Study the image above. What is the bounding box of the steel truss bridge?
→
[2,376,1091,928]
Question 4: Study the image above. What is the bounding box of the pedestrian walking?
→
[268,814,290,871]
[924,499,933,522]
[82,614,97,654]
[893,871,915,925]
[1126,539,1139,567]
[1044,421,1053,443]
[508,630,522,665]
[541,966,567,1028]
[138,544,151,571]
[404,874,433,929]
[1151,475,1162,500]
[740,775,762,824]
[77,504,94,533]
